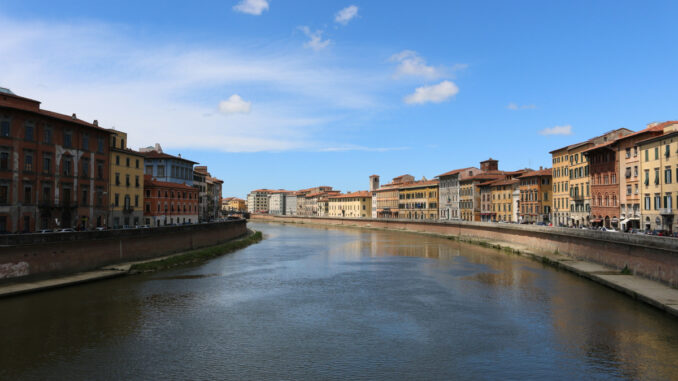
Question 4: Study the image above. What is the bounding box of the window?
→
[24,185,32,204]
[64,131,72,148]
[135,195,139,207]
[115,173,120,186]
[666,144,671,158]
[0,120,9,137]
[157,165,165,177]
[655,147,659,160]
[644,170,650,186]
[42,154,51,174]
[97,137,104,153]
[42,186,50,203]
[0,151,8,170]
[24,123,34,141]
[82,134,89,150]
[44,127,53,143]
[655,169,660,185]
[24,152,33,171]
[135,175,140,187]
[125,174,130,187]
[0,185,8,203]
[97,161,104,179]
[666,167,672,184]
[126,157,130,167]
[135,159,139,169]
[82,188,88,205]
[115,193,119,207]
[654,194,661,210]
[645,149,649,162]
[664,194,673,210]
[146,165,153,175]
[116,155,120,165]
[82,158,89,177]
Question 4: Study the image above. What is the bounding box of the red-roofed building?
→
[398,178,439,220]
[328,191,372,218]
[143,174,198,226]
[0,88,112,232]
[437,166,481,220]
[518,168,552,223]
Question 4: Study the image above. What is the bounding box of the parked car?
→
[57,228,75,233]
[38,229,54,234]
[95,226,107,231]
[601,227,619,233]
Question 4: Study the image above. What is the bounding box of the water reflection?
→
[0,222,676,380]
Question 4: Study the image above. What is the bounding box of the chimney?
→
[178,153,182,158]
[93,120,98,126]
[539,166,543,170]
[72,113,77,119]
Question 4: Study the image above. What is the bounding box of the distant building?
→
[437,167,480,220]
[108,129,144,228]
[374,174,414,219]
[143,174,198,226]
[637,122,678,232]
[398,179,439,220]
[221,197,246,213]
[284,193,297,215]
[491,178,519,222]
[247,189,273,213]
[328,191,372,218]
[517,168,552,224]
[140,143,197,186]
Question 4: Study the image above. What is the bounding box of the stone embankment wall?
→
[252,215,678,287]
[0,220,247,281]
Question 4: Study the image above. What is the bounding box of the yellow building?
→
[491,179,518,222]
[638,123,678,232]
[549,128,632,227]
[328,191,372,218]
[108,129,144,228]
[374,174,414,219]
[222,197,246,212]
[550,147,570,226]
[398,179,439,220]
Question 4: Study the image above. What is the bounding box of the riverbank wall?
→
[0,220,247,282]
[251,215,678,288]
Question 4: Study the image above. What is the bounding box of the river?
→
[1,222,677,380]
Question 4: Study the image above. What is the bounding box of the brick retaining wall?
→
[0,220,247,281]
[252,215,678,287]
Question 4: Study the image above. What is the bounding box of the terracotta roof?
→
[329,191,371,199]
[518,168,552,178]
[144,175,196,191]
[141,150,198,164]
[548,127,634,154]
[399,179,439,189]
[491,178,519,186]
[0,94,114,134]
[250,189,275,193]
[436,167,478,178]
[463,171,506,181]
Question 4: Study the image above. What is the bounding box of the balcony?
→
[659,208,674,215]
[123,205,134,213]
[571,193,585,201]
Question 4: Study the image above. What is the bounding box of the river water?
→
[1,222,677,380]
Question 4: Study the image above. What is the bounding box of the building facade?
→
[143,175,198,226]
[140,144,196,186]
[550,147,570,227]
[617,123,667,231]
[108,129,144,228]
[437,167,480,221]
[221,197,246,213]
[374,174,413,219]
[518,168,552,224]
[638,123,678,232]
[0,88,111,232]
[328,191,372,218]
[491,179,519,222]
[398,179,439,220]
[247,189,274,213]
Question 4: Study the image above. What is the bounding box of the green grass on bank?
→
[131,230,263,273]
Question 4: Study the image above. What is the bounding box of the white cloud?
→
[389,50,440,79]
[335,5,359,25]
[219,94,252,114]
[539,125,572,136]
[507,102,537,110]
[0,15,389,153]
[233,0,269,15]
[298,26,331,51]
[404,80,459,104]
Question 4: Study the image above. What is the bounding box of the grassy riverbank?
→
[131,230,263,273]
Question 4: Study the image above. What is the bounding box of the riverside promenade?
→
[252,214,678,317]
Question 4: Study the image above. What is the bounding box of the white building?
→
[247,189,271,213]
[437,167,481,220]
[284,194,297,215]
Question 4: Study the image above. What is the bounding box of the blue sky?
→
[2,1,678,197]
